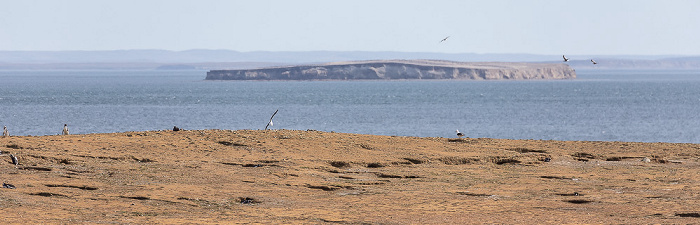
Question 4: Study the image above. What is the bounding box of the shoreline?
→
[5,129,698,145]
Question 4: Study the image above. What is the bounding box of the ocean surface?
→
[1,69,699,143]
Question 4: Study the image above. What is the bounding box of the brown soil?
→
[1,129,698,224]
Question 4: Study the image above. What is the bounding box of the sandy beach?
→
[1,129,698,224]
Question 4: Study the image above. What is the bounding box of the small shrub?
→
[329,161,350,168]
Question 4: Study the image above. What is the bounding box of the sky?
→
[1,0,699,55]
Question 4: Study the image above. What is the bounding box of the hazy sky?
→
[1,0,698,55]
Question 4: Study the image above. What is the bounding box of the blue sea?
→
[1,69,699,143]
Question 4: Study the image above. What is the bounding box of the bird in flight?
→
[590,59,597,65]
[563,55,570,62]
[440,36,450,43]
[265,109,279,130]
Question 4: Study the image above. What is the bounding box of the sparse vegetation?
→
[5,144,21,149]
[366,162,384,168]
[508,147,547,153]
[329,161,351,168]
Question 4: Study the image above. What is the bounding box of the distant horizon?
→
[1,48,697,58]
[2,49,700,70]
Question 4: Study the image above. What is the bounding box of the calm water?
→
[1,69,699,143]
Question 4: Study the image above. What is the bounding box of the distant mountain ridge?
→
[0,50,699,70]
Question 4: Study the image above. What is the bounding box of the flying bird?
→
[265,109,279,130]
[440,36,450,43]
[563,55,570,62]
[456,130,464,138]
[591,59,597,64]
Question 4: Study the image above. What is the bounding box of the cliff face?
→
[206,60,576,80]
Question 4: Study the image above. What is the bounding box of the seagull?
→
[3,126,8,137]
[590,59,597,64]
[9,154,18,166]
[456,130,464,138]
[2,183,15,189]
[563,55,570,62]
[265,109,279,130]
[440,36,450,43]
[62,124,69,135]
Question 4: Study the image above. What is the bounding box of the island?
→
[205,60,576,80]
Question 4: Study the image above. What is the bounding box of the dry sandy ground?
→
[1,129,698,224]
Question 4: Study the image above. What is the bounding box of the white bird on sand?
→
[563,55,570,62]
[3,126,8,137]
[591,59,597,64]
[440,36,450,43]
[456,130,464,138]
[10,154,18,166]
[62,124,69,135]
[265,109,279,130]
